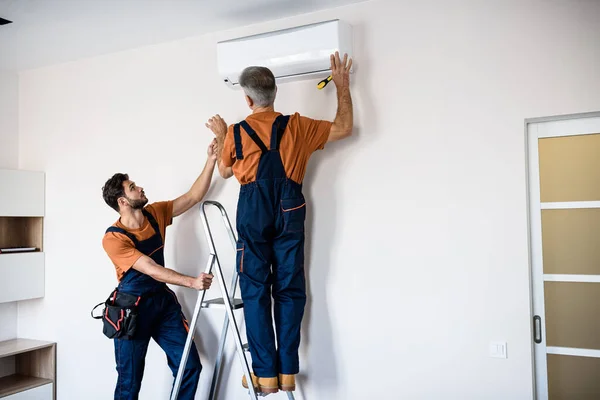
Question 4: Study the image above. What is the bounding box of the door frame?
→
[525,111,600,400]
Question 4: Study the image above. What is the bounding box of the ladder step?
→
[202,297,244,309]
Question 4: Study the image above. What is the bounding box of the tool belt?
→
[91,289,141,340]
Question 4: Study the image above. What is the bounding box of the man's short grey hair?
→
[239,66,276,107]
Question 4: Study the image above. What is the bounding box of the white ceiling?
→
[0,0,367,71]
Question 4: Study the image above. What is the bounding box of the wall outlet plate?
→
[490,341,507,358]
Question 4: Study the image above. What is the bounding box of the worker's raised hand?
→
[207,138,218,161]
[205,114,228,139]
[193,272,213,290]
[331,51,352,89]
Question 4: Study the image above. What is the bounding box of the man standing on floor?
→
[205,51,353,394]
[101,140,217,400]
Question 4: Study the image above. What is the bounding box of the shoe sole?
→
[242,383,279,394]
[279,385,295,392]
[258,387,279,394]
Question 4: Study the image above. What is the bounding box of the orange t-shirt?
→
[222,112,332,185]
[102,201,173,281]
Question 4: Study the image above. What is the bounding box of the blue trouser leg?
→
[114,336,150,400]
[156,289,202,400]
[113,290,201,400]
[114,295,155,400]
[238,237,278,377]
[272,230,306,375]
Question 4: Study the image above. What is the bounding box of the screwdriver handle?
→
[317,75,332,90]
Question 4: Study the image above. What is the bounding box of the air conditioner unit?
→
[217,19,353,89]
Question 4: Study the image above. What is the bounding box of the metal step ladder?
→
[170,200,296,400]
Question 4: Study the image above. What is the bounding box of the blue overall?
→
[234,115,307,377]
[106,209,201,400]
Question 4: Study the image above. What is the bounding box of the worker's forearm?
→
[189,158,216,202]
[333,85,353,133]
[215,133,226,165]
[149,264,195,288]
[218,160,233,179]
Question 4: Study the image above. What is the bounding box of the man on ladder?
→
[205,51,354,395]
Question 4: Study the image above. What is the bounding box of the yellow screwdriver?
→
[317,75,332,90]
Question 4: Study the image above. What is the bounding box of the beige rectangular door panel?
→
[539,133,600,202]
[544,281,600,349]
[541,209,600,275]
[547,354,600,399]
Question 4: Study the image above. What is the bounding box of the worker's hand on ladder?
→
[192,273,214,290]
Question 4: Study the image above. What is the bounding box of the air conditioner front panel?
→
[218,20,353,86]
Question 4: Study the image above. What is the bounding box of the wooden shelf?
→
[0,340,54,359]
[0,339,55,400]
[0,251,40,256]
[0,374,52,397]
[0,217,43,252]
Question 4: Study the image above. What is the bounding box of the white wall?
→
[0,70,19,170]
[14,0,600,399]
[0,70,19,346]
[0,303,17,343]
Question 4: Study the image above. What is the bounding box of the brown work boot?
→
[242,373,279,394]
[278,374,296,391]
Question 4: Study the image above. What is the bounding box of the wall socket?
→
[490,341,507,358]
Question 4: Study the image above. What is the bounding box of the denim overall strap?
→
[239,120,268,154]
[234,123,244,160]
[270,114,290,151]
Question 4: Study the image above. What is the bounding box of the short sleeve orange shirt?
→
[222,112,332,185]
[102,201,173,281]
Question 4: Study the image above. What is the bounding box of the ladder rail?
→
[170,201,257,400]
[208,247,258,400]
[200,201,257,400]
[202,200,238,249]
[170,255,215,400]
[208,308,232,399]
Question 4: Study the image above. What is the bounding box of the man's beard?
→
[127,196,148,210]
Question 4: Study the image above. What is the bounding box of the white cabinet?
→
[0,253,44,303]
[0,168,45,304]
[0,169,44,217]
[0,173,52,399]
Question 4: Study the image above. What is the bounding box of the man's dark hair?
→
[102,173,128,212]
[239,66,277,107]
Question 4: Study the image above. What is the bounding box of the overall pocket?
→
[281,198,306,233]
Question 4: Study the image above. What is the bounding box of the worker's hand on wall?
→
[193,272,214,290]
[331,51,352,89]
[207,138,218,161]
[205,114,228,139]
